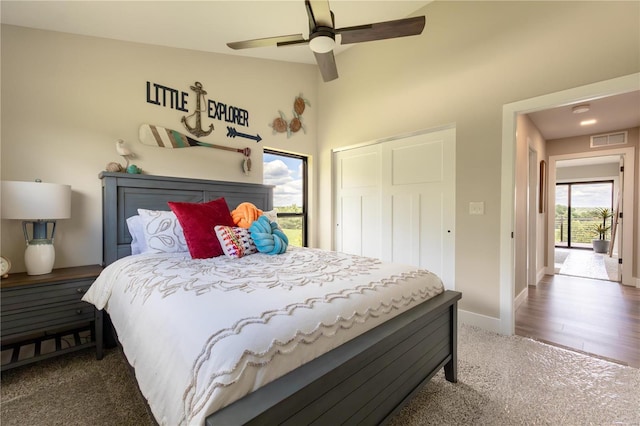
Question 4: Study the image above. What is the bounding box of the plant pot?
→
[592,239,609,254]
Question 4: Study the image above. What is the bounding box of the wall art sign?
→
[145,81,260,142]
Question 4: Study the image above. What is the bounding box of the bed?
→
[89,172,461,425]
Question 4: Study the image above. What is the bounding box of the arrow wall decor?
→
[226,127,262,143]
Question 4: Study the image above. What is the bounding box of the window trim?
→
[263,149,308,247]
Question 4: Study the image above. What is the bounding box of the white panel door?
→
[334,127,455,290]
[334,145,382,258]
[382,128,455,289]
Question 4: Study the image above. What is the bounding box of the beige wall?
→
[515,114,547,296]
[316,1,640,318]
[556,163,620,181]
[1,25,318,272]
[547,128,639,158]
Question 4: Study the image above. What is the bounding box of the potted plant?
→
[592,208,612,253]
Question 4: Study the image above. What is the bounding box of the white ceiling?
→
[527,90,640,141]
[0,0,432,65]
[2,0,639,145]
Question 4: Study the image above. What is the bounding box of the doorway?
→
[553,175,619,282]
[500,73,639,335]
[548,149,632,284]
[554,181,614,250]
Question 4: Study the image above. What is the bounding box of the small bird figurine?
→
[116,139,134,168]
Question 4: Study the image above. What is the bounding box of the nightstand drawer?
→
[2,300,94,337]
[1,265,102,371]
[1,278,93,311]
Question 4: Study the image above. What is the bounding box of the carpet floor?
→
[2,324,639,425]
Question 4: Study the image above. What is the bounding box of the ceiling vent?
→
[590,131,627,148]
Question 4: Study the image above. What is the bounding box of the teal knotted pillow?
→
[249,216,288,255]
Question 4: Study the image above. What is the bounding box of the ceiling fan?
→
[227,0,426,82]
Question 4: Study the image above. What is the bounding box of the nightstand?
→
[1,265,103,371]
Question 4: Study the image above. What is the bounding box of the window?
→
[554,181,613,249]
[263,149,307,247]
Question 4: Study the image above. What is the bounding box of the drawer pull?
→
[76,309,83,315]
[76,288,87,294]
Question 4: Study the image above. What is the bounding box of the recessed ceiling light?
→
[580,119,596,126]
[572,104,590,114]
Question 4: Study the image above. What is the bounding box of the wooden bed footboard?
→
[206,290,461,426]
[94,290,460,425]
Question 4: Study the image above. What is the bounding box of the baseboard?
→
[514,287,528,311]
[619,277,638,288]
[458,309,501,334]
[536,269,546,284]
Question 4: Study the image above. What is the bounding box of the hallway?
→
[515,274,639,368]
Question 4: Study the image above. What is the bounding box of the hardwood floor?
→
[515,274,640,368]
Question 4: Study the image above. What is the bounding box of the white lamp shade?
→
[1,180,71,220]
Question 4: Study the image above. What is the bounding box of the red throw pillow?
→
[168,198,235,259]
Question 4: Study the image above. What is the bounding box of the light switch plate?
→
[469,201,485,215]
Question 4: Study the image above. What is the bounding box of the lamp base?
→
[25,241,55,275]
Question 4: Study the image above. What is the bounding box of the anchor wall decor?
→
[181,81,214,137]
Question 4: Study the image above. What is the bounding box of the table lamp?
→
[1,180,71,275]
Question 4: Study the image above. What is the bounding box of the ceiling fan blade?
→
[338,16,425,45]
[227,34,306,50]
[314,51,338,82]
[306,0,333,28]
[277,38,310,48]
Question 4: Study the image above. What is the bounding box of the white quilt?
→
[82,246,444,425]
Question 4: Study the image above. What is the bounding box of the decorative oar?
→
[139,124,252,174]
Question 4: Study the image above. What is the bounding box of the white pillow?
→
[137,209,189,254]
[262,208,279,224]
[126,215,148,255]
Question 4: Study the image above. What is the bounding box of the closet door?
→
[334,127,455,289]
[381,128,455,288]
[334,144,382,259]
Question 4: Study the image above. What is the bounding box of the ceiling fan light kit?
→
[227,0,426,82]
[309,29,336,53]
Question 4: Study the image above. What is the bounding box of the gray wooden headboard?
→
[99,172,273,266]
